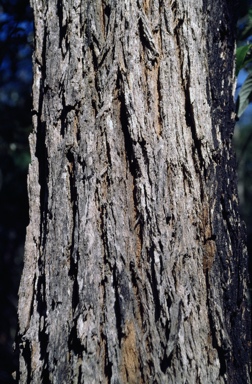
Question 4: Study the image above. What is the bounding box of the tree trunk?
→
[17,0,251,383]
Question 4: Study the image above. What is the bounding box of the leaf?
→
[248,8,252,21]
[236,45,252,75]
[236,72,252,118]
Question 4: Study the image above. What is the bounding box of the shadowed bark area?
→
[17,0,251,383]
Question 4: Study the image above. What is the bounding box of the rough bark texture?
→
[17,0,251,383]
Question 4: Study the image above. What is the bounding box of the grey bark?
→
[17,0,251,383]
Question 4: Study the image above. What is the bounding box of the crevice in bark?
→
[36,120,49,249]
[160,318,173,374]
[72,275,79,314]
[66,148,80,315]
[99,199,111,274]
[173,7,206,181]
[105,135,112,174]
[68,256,78,282]
[205,270,228,378]
[171,261,177,288]
[138,11,159,69]
[113,266,125,346]
[184,85,205,175]
[68,321,84,356]
[39,335,50,383]
[220,195,233,237]
[173,11,207,182]
[160,352,172,374]
[90,42,98,71]
[94,189,112,379]
[104,333,113,381]
[173,17,184,51]
[149,245,161,322]
[36,267,50,382]
[77,365,82,384]
[140,137,150,175]
[22,340,32,384]
[129,260,140,288]
[36,25,50,250]
[97,45,110,69]
[219,194,242,307]
[181,163,193,194]
[101,2,111,39]
[129,261,146,334]
[66,148,77,200]
[114,287,123,346]
[84,1,92,49]
[156,65,163,135]
[56,0,67,52]
[66,148,79,270]
[119,73,144,254]
[119,94,138,177]
[29,273,36,320]
[59,98,76,138]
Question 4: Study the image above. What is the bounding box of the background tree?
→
[17,0,251,383]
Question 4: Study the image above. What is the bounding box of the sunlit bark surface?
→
[17,0,251,383]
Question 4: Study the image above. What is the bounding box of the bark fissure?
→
[113,266,124,346]
[21,339,32,384]
[66,148,79,269]
[138,10,159,69]
[119,79,144,254]
[184,84,205,173]
[37,271,50,383]
[206,275,228,379]
[36,127,49,250]
[56,0,67,52]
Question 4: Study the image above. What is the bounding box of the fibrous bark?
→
[17,0,251,383]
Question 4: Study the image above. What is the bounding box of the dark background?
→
[0,0,32,382]
[0,0,251,382]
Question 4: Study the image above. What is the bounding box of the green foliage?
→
[236,72,252,117]
[233,131,252,305]
[237,7,252,41]
[234,125,252,225]
[235,5,252,118]
[236,44,252,75]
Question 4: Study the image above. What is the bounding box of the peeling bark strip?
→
[17,0,251,383]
